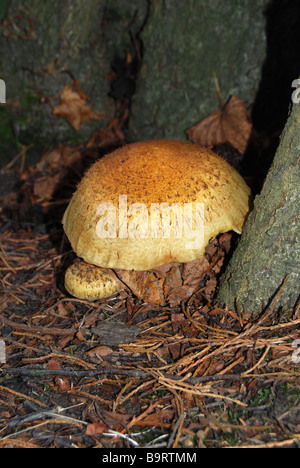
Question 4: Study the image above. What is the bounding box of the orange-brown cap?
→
[63,139,251,273]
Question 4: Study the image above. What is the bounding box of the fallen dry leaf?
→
[86,345,113,358]
[33,173,61,202]
[186,94,252,154]
[85,422,108,436]
[32,144,83,203]
[114,235,232,306]
[53,80,105,130]
[48,358,71,391]
[86,126,121,150]
[116,269,166,306]
[35,144,82,175]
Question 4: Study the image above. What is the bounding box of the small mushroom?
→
[64,258,123,300]
[62,139,251,302]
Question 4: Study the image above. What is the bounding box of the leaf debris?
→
[0,117,299,448]
[186,94,252,155]
[0,219,298,448]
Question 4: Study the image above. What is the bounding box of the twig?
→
[2,144,33,171]
[0,384,47,408]
[167,413,185,448]
[0,366,148,379]
[242,345,271,376]
[0,315,77,336]
[0,365,245,387]
[213,71,223,111]
[6,403,85,429]
[232,438,300,449]
[102,429,139,447]
[153,372,247,407]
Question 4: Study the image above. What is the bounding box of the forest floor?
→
[0,138,299,449]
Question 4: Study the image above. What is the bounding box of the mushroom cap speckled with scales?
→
[62,139,252,299]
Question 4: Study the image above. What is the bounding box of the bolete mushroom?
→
[62,139,251,303]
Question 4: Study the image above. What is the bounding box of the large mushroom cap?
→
[62,139,251,272]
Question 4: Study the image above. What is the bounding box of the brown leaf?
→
[114,237,232,306]
[116,269,166,306]
[218,232,233,254]
[33,173,61,201]
[53,80,105,130]
[182,257,210,285]
[32,144,83,203]
[167,283,201,307]
[186,94,252,154]
[86,345,113,357]
[86,127,122,151]
[163,265,182,296]
[48,358,71,391]
[36,144,82,175]
[85,422,107,436]
[168,342,181,360]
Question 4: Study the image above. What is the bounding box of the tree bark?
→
[217,100,300,318]
[0,0,148,162]
[129,0,269,142]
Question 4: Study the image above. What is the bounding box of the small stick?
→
[0,315,77,336]
[213,71,223,110]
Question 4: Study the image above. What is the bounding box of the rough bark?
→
[0,0,148,162]
[129,0,269,141]
[217,100,300,318]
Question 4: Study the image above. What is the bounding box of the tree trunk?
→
[129,0,269,142]
[217,100,300,318]
[0,0,148,162]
